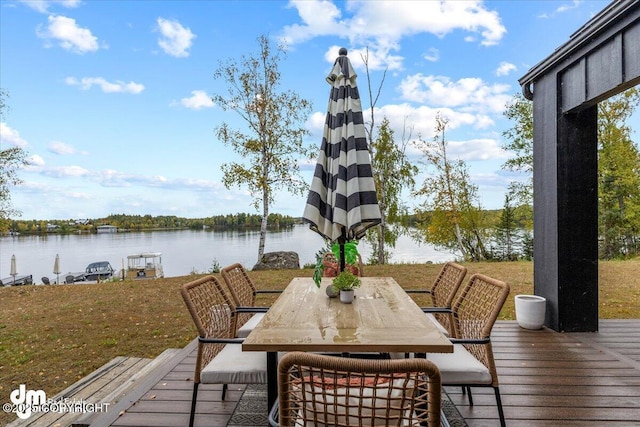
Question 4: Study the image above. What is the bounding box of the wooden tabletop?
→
[242,276,453,354]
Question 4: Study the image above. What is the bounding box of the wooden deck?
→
[450,319,640,426]
[40,319,640,427]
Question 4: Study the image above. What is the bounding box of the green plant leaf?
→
[331,240,359,266]
[331,271,361,291]
[313,257,323,287]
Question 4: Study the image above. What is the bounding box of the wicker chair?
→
[180,275,268,427]
[426,273,510,427]
[406,262,468,336]
[269,352,442,427]
[220,263,282,338]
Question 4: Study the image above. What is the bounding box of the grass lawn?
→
[1,259,638,425]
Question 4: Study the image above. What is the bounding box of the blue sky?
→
[1,0,635,221]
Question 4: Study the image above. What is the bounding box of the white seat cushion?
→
[236,312,265,338]
[426,313,450,336]
[201,344,267,384]
[426,343,492,385]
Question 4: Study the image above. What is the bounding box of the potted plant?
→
[331,271,361,303]
[313,241,361,288]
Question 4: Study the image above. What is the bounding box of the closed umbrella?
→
[303,48,381,271]
[10,254,17,285]
[53,254,61,284]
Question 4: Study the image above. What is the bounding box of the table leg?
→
[266,351,278,410]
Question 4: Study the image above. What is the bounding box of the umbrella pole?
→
[339,229,346,272]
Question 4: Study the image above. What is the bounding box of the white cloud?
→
[398,74,512,115]
[423,48,440,62]
[539,0,582,18]
[375,103,479,142]
[495,61,516,76]
[65,191,92,200]
[60,166,224,192]
[36,15,99,54]
[307,101,498,155]
[177,90,214,110]
[65,76,145,94]
[156,18,195,58]
[42,165,90,178]
[0,123,29,148]
[48,140,85,155]
[19,0,80,13]
[280,0,343,45]
[306,111,326,137]
[446,138,508,162]
[281,0,506,69]
[29,154,46,166]
[556,0,582,14]
[410,135,507,171]
[327,45,404,72]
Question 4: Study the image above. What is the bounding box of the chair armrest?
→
[449,337,490,345]
[236,306,269,313]
[421,307,452,314]
[198,337,245,344]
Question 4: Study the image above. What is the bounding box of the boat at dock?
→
[0,274,33,286]
[84,261,115,281]
[46,261,116,284]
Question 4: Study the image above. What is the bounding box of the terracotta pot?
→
[323,261,338,277]
[344,264,360,276]
[323,261,359,277]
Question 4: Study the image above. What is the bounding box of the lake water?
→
[0,225,457,283]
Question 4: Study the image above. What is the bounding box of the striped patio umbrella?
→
[303,48,381,270]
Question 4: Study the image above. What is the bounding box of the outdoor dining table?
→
[242,276,454,413]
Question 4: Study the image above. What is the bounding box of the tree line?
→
[4,213,298,235]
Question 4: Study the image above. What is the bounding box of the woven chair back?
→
[181,275,237,383]
[451,273,510,387]
[430,262,467,335]
[277,352,441,427]
[221,263,257,330]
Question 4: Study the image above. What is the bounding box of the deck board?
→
[98,319,640,427]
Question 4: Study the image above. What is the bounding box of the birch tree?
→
[414,113,491,261]
[0,89,28,227]
[367,117,417,264]
[212,35,313,261]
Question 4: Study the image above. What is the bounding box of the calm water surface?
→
[0,225,456,283]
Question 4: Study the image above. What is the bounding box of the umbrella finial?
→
[339,47,347,56]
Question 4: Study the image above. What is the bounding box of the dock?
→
[0,274,33,286]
